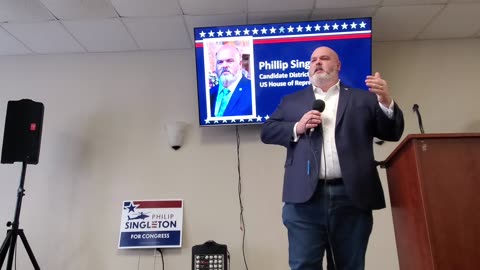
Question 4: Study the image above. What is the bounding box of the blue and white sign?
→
[118,199,183,249]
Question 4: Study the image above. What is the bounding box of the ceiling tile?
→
[110,0,182,17]
[311,7,376,20]
[62,18,138,52]
[0,0,478,56]
[418,3,480,39]
[41,0,117,20]
[179,0,247,15]
[373,5,443,41]
[123,16,192,50]
[315,0,381,9]
[247,10,310,24]
[0,26,32,55]
[248,0,314,12]
[184,14,247,42]
[2,21,85,54]
[0,0,55,23]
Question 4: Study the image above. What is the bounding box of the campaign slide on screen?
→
[194,18,372,126]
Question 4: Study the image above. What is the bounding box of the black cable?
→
[305,120,320,190]
[235,126,249,270]
[306,120,337,270]
[227,250,231,270]
[156,248,164,270]
[322,142,337,270]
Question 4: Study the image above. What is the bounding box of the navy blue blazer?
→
[261,84,404,210]
[210,76,253,117]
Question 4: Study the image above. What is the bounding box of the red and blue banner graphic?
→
[118,200,183,249]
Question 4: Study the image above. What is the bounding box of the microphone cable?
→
[305,119,338,270]
[321,142,338,270]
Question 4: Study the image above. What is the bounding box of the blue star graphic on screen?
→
[124,201,139,213]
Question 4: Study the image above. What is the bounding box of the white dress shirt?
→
[293,81,395,179]
[315,81,342,179]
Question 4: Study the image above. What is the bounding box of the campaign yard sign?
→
[118,199,183,249]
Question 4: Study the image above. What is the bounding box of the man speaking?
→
[261,46,404,270]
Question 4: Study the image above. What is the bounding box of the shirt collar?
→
[312,80,340,97]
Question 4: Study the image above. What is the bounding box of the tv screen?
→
[194,17,372,126]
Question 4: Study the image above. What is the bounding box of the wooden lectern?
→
[383,133,480,270]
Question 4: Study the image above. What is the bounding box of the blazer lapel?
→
[223,88,242,114]
[336,83,351,128]
[302,86,316,110]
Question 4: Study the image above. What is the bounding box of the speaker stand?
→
[0,162,40,270]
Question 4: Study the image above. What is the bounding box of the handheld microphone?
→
[412,104,425,134]
[310,99,325,135]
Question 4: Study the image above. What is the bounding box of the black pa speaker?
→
[1,99,44,164]
[192,240,228,270]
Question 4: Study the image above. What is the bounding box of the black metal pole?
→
[0,162,40,270]
[6,162,27,269]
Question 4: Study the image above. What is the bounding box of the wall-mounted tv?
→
[194,17,372,126]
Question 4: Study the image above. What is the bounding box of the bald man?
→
[261,46,404,270]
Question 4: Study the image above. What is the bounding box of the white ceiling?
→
[0,0,479,56]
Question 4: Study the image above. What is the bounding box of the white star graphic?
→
[222,119,228,123]
[239,119,245,123]
[323,23,330,31]
[235,29,241,35]
[261,27,268,34]
[208,30,215,37]
[248,118,253,122]
[204,119,210,124]
[214,120,219,124]
[341,22,348,30]
[279,26,285,33]
[256,115,262,122]
[265,115,270,120]
[305,25,312,32]
[252,28,259,35]
[217,30,223,37]
[226,29,232,36]
[314,24,321,31]
[199,31,206,38]
[296,25,303,32]
[332,23,339,30]
[269,26,276,34]
[243,28,250,35]
[350,22,357,29]
[359,21,366,29]
[287,26,294,33]
[231,119,236,123]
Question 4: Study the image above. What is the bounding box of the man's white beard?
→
[219,73,237,87]
[310,71,337,87]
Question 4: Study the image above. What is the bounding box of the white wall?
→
[0,38,479,270]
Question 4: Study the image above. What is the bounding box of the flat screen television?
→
[194,17,372,126]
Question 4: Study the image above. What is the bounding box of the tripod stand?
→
[0,162,40,270]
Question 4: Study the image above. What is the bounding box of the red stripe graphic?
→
[135,200,182,208]
[254,33,371,44]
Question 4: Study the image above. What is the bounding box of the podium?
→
[383,133,480,270]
